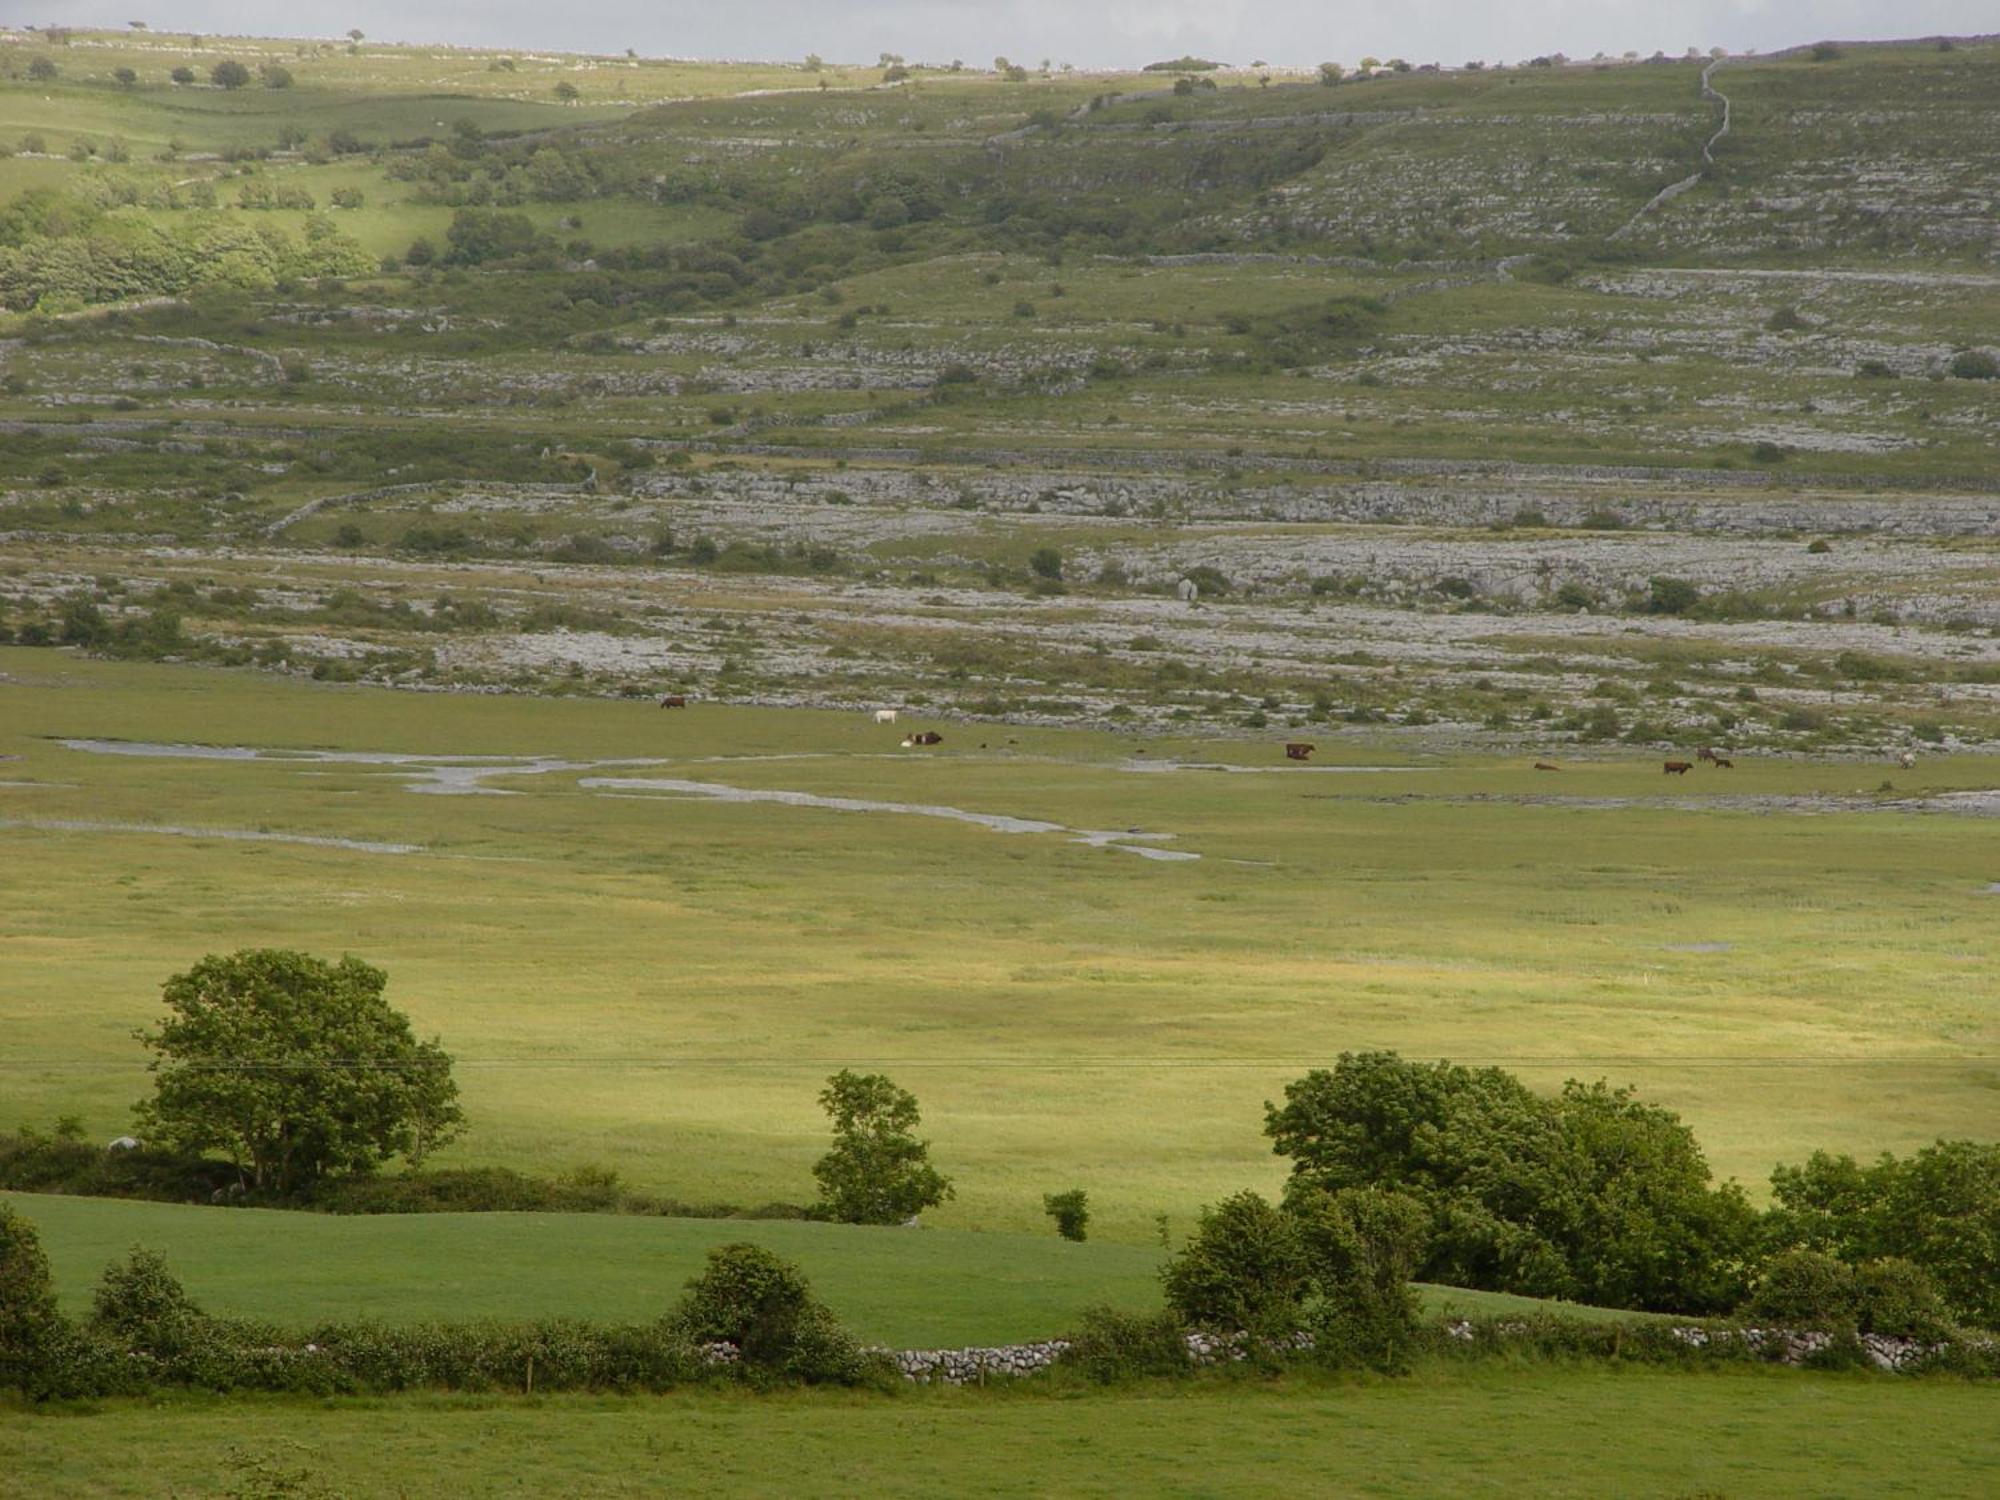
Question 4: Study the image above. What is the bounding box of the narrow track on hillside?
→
[1611,59,1731,241]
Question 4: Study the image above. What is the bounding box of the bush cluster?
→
[1265,1052,1758,1314]
[1160,1185,1429,1370]
[0,190,372,312]
[1253,1052,1997,1332]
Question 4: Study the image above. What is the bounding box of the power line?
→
[2,1056,1995,1072]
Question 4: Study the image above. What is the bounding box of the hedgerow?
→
[0,1213,874,1399]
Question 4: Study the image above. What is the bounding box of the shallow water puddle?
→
[57,739,596,795]
[0,817,421,854]
[1119,760,1431,775]
[581,776,1199,861]
[52,739,1202,861]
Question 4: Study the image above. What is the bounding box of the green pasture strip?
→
[7,1192,1653,1344]
[5,1370,1996,1498]
[5,1192,1159,1346]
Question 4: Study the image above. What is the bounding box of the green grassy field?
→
[4,1192,1652,1344]
[5,1370,1996,1498]
[1,30,1996,1492]
[3,650,1995,1242]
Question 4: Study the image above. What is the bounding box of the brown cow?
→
[1533,761,1560,771]
[901,731,943,746]
[1713,756,1733,769]
[1285,742,1316,761]
[658,694,687,709]
[1696,746,1719,764]
[1663,760,1693,775]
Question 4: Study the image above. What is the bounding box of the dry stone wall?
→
[755,1322,1989,1384]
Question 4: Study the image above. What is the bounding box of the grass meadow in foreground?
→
[5,1369,1997,1499]
[1,651,1996,1239]
[5,1192,1652,1346]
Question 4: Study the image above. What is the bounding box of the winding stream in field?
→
[579,776,1198,860]
[50,740,1204,861]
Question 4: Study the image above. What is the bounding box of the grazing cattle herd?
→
[648,707,1931,785]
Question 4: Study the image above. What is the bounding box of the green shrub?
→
[59,594,109,645]
[1060,1305,1190,1382]
[670,1243,871,1384]
[1043,1188,1090,1241]
[1853,1258,1955,1341]
[1161,1191,1308,1334]
[1946,350,1997,381]
[1292,1187,1428,1371]
[1646,577,1700,615]
[91,1247,204,1340]
[1834,650,1904,682]
[0,1203,64,1393]
[1742,1249,1857,1328]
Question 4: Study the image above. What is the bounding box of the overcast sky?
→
[27,2,1995,68]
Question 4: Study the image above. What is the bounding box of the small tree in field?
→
[1044,1188,1090,1241]
[134,949,462,1196]
[210,60,251,90]
[811,1070,953,1224]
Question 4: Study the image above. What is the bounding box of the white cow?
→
[1176,576,1199,605]
[1897,750,1917,770]
[874,709,899,724]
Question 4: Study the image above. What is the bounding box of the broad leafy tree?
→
[1765,1140,1999,1329]
[1265,1052,1755,1312]
[134,949,462,1196]
[811,1070,952,1224]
